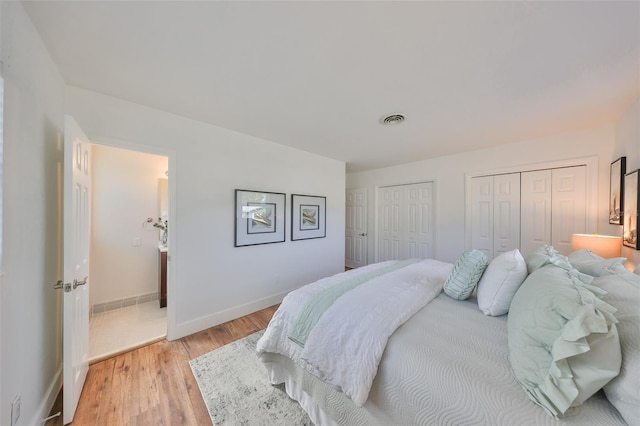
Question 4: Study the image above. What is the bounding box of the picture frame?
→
[291,194,326,241]
[609,156,626,225]
[623,170,639,250]
[234,189,285,247]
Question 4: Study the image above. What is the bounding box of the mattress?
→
[259,293,625,425]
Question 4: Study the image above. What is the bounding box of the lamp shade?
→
[571,234,622,259]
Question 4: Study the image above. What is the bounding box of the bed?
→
[256,248,638,425]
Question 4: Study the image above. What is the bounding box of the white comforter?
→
[256,259,453,406]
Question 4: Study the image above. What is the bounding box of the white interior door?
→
[493,173,521,258]
[378,182,434,262]
[551,166,587,255]
[345,188,367,268]
[520,170,552,257]
[406,182,434,259]
[379,186,403,261]
[471,176,494,259]
[63,116,91,424]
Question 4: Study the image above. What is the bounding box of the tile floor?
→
[89,300,167,363]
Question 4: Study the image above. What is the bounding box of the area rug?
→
[189,330,313,425]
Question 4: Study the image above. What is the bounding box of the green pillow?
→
[523,243,560,273]
[443,249,488,300]
[508,261,621,418]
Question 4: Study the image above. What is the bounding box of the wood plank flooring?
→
[46,305,278,426]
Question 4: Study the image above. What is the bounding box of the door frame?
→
[464,155,598,251]
[90,136,178,340]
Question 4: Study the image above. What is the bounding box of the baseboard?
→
[30,365,62,425]
[172,291,288,340]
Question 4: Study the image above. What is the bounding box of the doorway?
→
[88,144,169,362]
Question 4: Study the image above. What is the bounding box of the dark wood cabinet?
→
[159,248,167,308]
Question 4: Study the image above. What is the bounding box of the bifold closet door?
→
[520,170,552,257]
[378,182,434,261]
[471,173,520,261]
[520,166,587,256]
[551,166,587,254]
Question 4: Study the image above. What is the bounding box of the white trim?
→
[172,290,289,339]
[30,366,62,425]
[464,155,599,250]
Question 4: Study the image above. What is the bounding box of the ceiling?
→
[22,1,640,172]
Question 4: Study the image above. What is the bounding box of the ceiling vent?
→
[381,113,406,125]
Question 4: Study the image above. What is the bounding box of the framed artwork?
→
[609,157,626,225]
[291,194,326,241]
[234,189,285,247]
[623,170,639,250]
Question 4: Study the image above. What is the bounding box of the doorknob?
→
[53,280,72,292]
[359,233,368,237]
[73,276,88,289]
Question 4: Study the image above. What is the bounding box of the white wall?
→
[91,145,168,306]
[65,86,346,339]
[347,126,616,264]
[0,2,65,425]
[613,99,640,268]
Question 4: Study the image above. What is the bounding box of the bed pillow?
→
[443,249,488,300]
[568,250,626,277]
[477,249,527,316]
[507,258,621,418]
[524,244,560,273]
[592,270,640,425]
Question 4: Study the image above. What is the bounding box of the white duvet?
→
[256,259,453,406]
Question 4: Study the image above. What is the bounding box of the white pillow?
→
[568,250,626,277]
[477,249,527,316]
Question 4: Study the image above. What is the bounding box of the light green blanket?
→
[288,259,421,347]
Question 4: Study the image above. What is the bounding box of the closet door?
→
[378,182,434,261]
[471,174,520,260]
[471,176,494,259]
[520,166,587,256]
[406,183,434,259]
[551,166,587,254]
[493,173,521,257]
[521,170,552,257]
[379,186,403,261]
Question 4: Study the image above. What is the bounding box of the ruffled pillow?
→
[524,244,560,274]
[508,252,621,418]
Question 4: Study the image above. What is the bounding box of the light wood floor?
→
[46,305,278,426]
